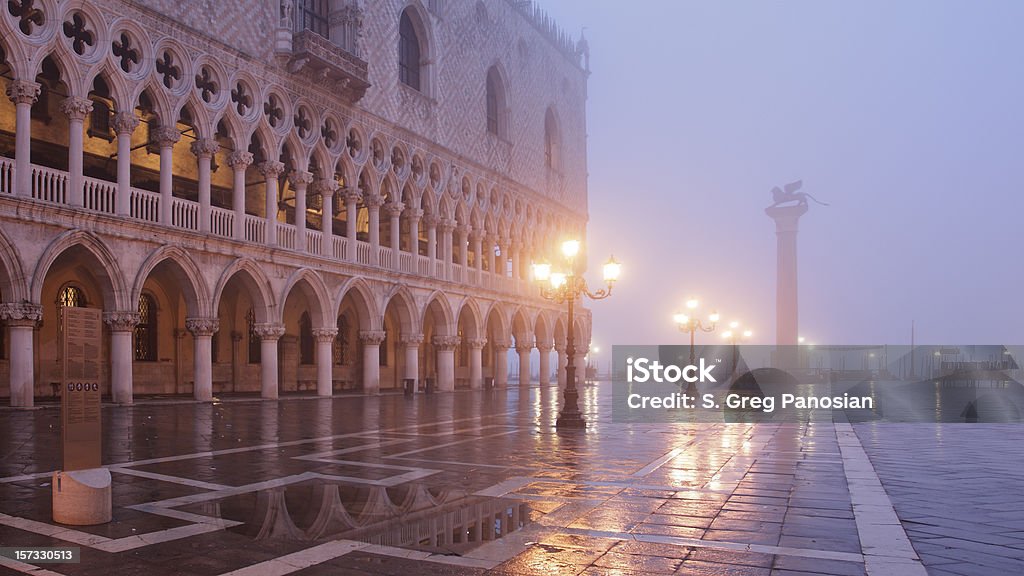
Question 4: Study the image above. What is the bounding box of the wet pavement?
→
[0,384,1017,575]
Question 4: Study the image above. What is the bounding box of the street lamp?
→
[673,299,719,365]
[532,240,620,429]
[722,322,752,378]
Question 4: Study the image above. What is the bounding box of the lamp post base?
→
[556,411,587,429]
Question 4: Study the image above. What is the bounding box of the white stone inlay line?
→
[633,447,685,477]
[0,555,68,576]
[836,422,928,576]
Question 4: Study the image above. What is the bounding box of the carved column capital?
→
[111,111,140,135]
[60,96,93,121]
[227,150,254,169]
[6,79,40,105]
[359,330,387,345]
[405,208,424,222]
[342,187,363,204]
[491,339,510,351]
[0,302,43,327]
[257,160,286,179]
[383,201,405,218]
[398,334,424,346]
[432,335,461,351]
[288,170,314,188]
[439,219,456,234]
[314,178,339,196]
[190,138,220,159]
[253,323,286,341]
[422,213,440,228]
[364,193,385,209]
[102,311,140,332]
[185,317,220,336]
[516,340,535,353]
[466,337,487,350]
[151,126,181,147]
[312,327,339,343]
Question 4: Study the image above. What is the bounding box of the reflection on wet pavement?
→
[0,382,1003,574]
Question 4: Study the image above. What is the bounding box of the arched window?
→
[486,70,500,135]
[398,10,422,91]
[58,285,86,308]
[134,293,157,361]
[334,314,351,365]
[299,311,314,365]
[295,0,329,38]
[544,108,560,171]
[457,329,467,367]
[247,308,261,364]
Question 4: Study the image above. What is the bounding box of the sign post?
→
[52,307,111,525]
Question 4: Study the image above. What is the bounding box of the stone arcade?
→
[0,0,593,406]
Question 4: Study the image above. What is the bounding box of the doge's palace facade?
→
[0,0,592,406]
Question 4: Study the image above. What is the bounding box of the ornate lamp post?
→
[532,240,620,429]
[673,299,719,365]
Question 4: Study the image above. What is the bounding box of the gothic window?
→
[544,107,560,171]
[58,284,86,308]
[247,308,261,364]
[296,0,329,38]
[88,97,111,140]
[299,311,314,365]
[134,293,157,361]
[486,67,506,137]
[398,10,422,91]
[334,314,350,365]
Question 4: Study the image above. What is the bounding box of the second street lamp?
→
[673,299,719,365]
[533,240,620,430]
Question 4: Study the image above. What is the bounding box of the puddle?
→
[178,480,536,554]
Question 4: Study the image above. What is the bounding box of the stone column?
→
[186,317,219,401]
[111,112,139,216]
[152,126,180,224]
[103,311,140,405]
[575,348,588,386]
[765,203,808,369]
[191,139,219,233]
[399,334,423,392]
[467,337,486,389]
[471,230,483,280]
[407,208,422,258]
[313,328,338,397]
[432,335,459,392]
[61,97,93,208]
[227,151,253,241]
[439,219,455,279]
[366,193,383,265]
[0,303,42,407]
[537,342,552,385]
[493,341,510,387]
[457,225,469,270]
[555,344,566,386]
[424,214,438,265]
[259,161,285,246]
[254,323,285,398]
[342,187,360,258]
[516,340,533,386]
[6,80,39,198]
[384,201,404,269]
[289,170,313,251]
[315,178,338,256]
[359,330,386,394]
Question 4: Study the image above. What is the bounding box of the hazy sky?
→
[538,1,1024,350]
